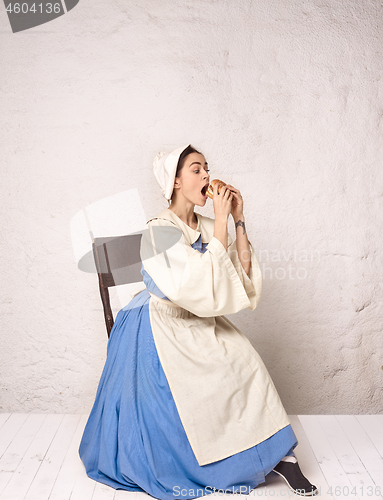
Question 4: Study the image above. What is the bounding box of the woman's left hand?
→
[225,184,244,220]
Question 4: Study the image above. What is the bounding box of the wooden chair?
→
[92,234,143,338]
[90,224,182,338]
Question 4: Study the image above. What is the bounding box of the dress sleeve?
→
[140,218,262,317]
[227,237,262,311]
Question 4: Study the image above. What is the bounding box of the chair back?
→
[92,233,143,337]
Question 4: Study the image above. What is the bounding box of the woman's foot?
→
[272,460,318,496]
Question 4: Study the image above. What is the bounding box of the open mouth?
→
[201,184,209,196]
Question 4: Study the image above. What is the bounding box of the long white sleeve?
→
[140,218,262,317]
[227,238,262,310]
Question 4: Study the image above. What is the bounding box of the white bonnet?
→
[153,144,190,202]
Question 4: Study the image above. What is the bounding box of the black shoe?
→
[272,461,318,496]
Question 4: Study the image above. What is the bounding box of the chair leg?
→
[99,281,114,337]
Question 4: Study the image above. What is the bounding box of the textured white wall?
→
[0,0,382,414]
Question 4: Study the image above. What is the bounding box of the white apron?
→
[139,208,291,466]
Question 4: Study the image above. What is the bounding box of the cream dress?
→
[139,207,292,466]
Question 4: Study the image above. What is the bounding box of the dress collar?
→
[147,207,232,247]
[147,207,202,245]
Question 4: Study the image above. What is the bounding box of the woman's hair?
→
[175,145,202,177]
[169,145,202,202]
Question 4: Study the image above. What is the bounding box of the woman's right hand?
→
[212,182,233,221]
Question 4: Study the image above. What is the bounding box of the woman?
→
[79,144,318,497]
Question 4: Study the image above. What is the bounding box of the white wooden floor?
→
[0,414,382,500]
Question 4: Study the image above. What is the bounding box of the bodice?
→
[140,233,208,301]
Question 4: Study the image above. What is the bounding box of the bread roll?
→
[206,179,226,199]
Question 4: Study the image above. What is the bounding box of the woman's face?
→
[173,152,210,206]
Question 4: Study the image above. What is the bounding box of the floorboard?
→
[0,414,381,500]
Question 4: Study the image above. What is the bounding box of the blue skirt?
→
[79,289,298,499]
